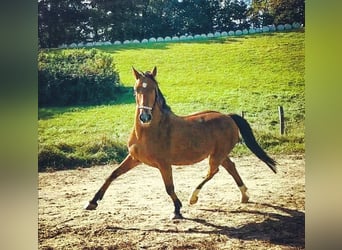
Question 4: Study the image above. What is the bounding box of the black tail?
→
[230,114,277,173]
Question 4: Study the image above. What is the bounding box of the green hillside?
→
[38,30,305,171]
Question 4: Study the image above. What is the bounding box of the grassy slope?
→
[38,30,305,171]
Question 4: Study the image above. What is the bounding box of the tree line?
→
[38,0,304,48]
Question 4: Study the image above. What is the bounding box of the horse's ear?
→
[132,67,141,80]
[151,66,157,78]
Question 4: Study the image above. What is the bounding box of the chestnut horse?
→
[85,67,277,219]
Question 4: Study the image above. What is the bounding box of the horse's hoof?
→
[84,202,98,210]
[170,213,184,220]
[189,195,198,205]
[239,185,249,203]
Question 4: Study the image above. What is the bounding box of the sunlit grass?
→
[38,30,305,171]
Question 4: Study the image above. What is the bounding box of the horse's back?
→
[181,110,223,120]
[182,111,237,130]
[167,111,239,165]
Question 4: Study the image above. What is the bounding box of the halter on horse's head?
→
[132,66,171,124]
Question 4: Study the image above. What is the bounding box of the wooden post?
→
[278,106,285,135]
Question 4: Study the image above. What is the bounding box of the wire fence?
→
[240,105,305,136]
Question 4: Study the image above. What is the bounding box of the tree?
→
[248,0,275,27]
[215,0,249,31]
[38,0,87,48]
[229,0,250,29]
[39,0,282,48]
[86,0,125,42]
[269,0,305,25]
[248,0,305,27]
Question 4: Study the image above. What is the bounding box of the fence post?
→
[278,106,285,135]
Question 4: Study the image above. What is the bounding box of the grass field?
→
[38,29,305,171]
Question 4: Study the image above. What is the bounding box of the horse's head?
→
[132,66,159,125]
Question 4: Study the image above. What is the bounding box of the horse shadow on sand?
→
[106,202,304,249]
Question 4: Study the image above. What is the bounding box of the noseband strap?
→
[138,105,153,111]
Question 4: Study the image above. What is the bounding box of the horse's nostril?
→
[139,112,152,123]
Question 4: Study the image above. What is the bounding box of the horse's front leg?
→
[158,165,183,220]
[85,154,140,210]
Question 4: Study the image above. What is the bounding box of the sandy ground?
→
[38,154,305,249]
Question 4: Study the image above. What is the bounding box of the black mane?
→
[143,71,172,114]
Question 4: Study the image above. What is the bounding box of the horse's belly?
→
[171,153,209,165]
[169,139,212,165]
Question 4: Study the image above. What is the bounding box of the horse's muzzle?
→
[139,110,152,124]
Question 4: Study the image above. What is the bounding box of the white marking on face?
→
[142,82,148,88]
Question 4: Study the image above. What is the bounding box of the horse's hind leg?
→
[221,157,249,203]
[189,157,220,205]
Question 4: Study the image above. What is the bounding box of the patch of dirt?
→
[38,154,305,249]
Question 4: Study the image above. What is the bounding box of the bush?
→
[38,48,122,106]
[38,138,128,172]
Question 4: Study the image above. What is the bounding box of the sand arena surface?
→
[39,154,304,249]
